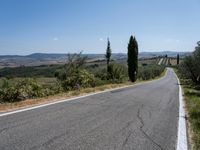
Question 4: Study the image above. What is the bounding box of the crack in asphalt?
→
[0,127,7,134]
[121,131,132,149]
[137,104,164,150]
[0,120,31,135]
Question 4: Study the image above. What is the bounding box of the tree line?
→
[106,35,138,82]
[0,35,166,102]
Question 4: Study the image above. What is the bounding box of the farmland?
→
[0,55,169,103]
[139,56,180,66]
[0,56,177,79]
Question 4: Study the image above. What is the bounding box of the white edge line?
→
[0,70,168,117]
[175,71,188,150]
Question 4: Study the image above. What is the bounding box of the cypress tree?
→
[177,54,179,65]
[127,36,138,82]
[105,38,112,72]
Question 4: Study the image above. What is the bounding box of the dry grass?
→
[184,88,200,150]
[0,69,167,113]
[0,82,132,112]
[169,58,183,66]
[174,68,200,150]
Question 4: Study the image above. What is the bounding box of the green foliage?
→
[16,78,43,99]
[105,38,112,71]
[0,50,167,103]
[0,64,64,78]
[0,78,42,102]
[94,67,108,81]
[184,87,200,150]
[179,41,200,84]
[177,54,180,65]
[176,42,200,148]
[127,36,138,82]
[107,63,128,83]
[94,63,128,84]
[138,65,165,80]
[0,79,18,102]
[176,69,200,150]
[56,53,95,90]
[45,84,63,96]
[0,78,63,103]
[61,69,95,90]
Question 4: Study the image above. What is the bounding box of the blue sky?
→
[0,0,200,55]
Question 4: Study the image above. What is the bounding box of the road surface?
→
[0,68,179,150]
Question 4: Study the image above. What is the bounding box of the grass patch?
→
[184,87,200,150]
[0,64,64,78]
[175,69,200,150]
[0,69,167,113]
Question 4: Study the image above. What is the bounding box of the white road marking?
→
[175,72,188,150]
[0,70,168,117]
[0,69,188,149]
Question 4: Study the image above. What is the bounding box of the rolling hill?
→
[0,51,190,68]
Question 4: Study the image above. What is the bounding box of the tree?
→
[193,41,200,83]
[105,38,112,72]
[180,41,200,84]
[127,36,138,82]
[55,52,95,90]
[177,54,179,65]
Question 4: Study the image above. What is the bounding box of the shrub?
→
[94,63,128,84]
[107,63,128,83]
[178,41,200,85]
[0,78,43,102]
[138,65,165,80]
[61,69,96,90]
[0,79,18,102]
[16,78,42,99]
[55,53,96,90]
[0,78,64,102]
[40,82,63,96]
[94,68,108,81]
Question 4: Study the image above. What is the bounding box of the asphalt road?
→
[0,68,179,150]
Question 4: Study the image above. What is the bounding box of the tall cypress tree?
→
[127,36,138,82]
[105,38,112,72]
[177,54,179,65]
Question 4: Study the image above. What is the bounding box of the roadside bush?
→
[94,63,128,83]
[0,78,43,102]
[55,53,96,90]
[61,69,96,90]
[138,65,165,80]
[41,82,63,96]
[179,41,200,85]
[16,78,42,99]
[107,63,128,83]
[0,78,64,103]
[55,69,67,80]
[0,79,18,102]
[94,68,108,81]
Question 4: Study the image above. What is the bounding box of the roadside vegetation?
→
[176,41,200,150]
[0,36,166,106]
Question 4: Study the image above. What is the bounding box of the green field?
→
[0,58,168,86]
[0,64,64,78]
[0,58,166,103]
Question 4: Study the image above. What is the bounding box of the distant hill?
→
[139,51,191,58]
[27,53,67,59]
[0,51,191,68]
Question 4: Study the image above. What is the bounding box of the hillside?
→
[0,51,190,68]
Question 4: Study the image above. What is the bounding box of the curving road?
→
[0,68,179,150]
